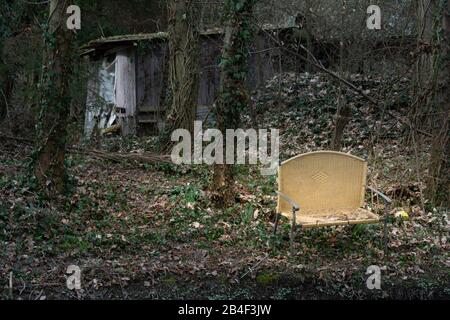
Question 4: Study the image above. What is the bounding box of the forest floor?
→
[0,72,449,300]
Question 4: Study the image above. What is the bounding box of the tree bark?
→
[331,0,350,151]
[0,72,13,123]
[304,0,314,73]
[414,0,438,129]
[331,102,351,151]
[417,0,436,84]
[212,0,256,206]
[0,41,13,123]
[426,0,450,206]
[33,0,75,193]
[161,0,199,150]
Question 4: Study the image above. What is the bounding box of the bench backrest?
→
[277,151,367,212]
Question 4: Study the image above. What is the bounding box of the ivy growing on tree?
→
[212,0,258,206]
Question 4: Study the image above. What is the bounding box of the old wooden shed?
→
[81,26,298,138]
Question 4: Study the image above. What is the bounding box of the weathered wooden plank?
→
[115,48,137,136]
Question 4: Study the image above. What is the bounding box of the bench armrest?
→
[367,186,392,205]
[277,191,300,211]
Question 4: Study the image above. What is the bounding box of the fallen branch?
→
[0,135,172,165]
[75,148,172,165]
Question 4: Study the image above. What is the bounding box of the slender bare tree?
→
[331,0,351,151]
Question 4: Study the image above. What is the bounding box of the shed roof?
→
[81,24,292,55]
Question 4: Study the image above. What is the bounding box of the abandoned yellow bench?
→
[274,151,392,250]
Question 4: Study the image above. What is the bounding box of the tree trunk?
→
[33,0,75,193]
[161,0,199,150]
[414,0,438,129]
[0,42,13,123]
[304,0,314,73]
[417,0,436,84]
[0,72,13,123]
[426,0,450,206]
[331,0,350,151]
[212,0,256,206]
[331,102,351,151]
